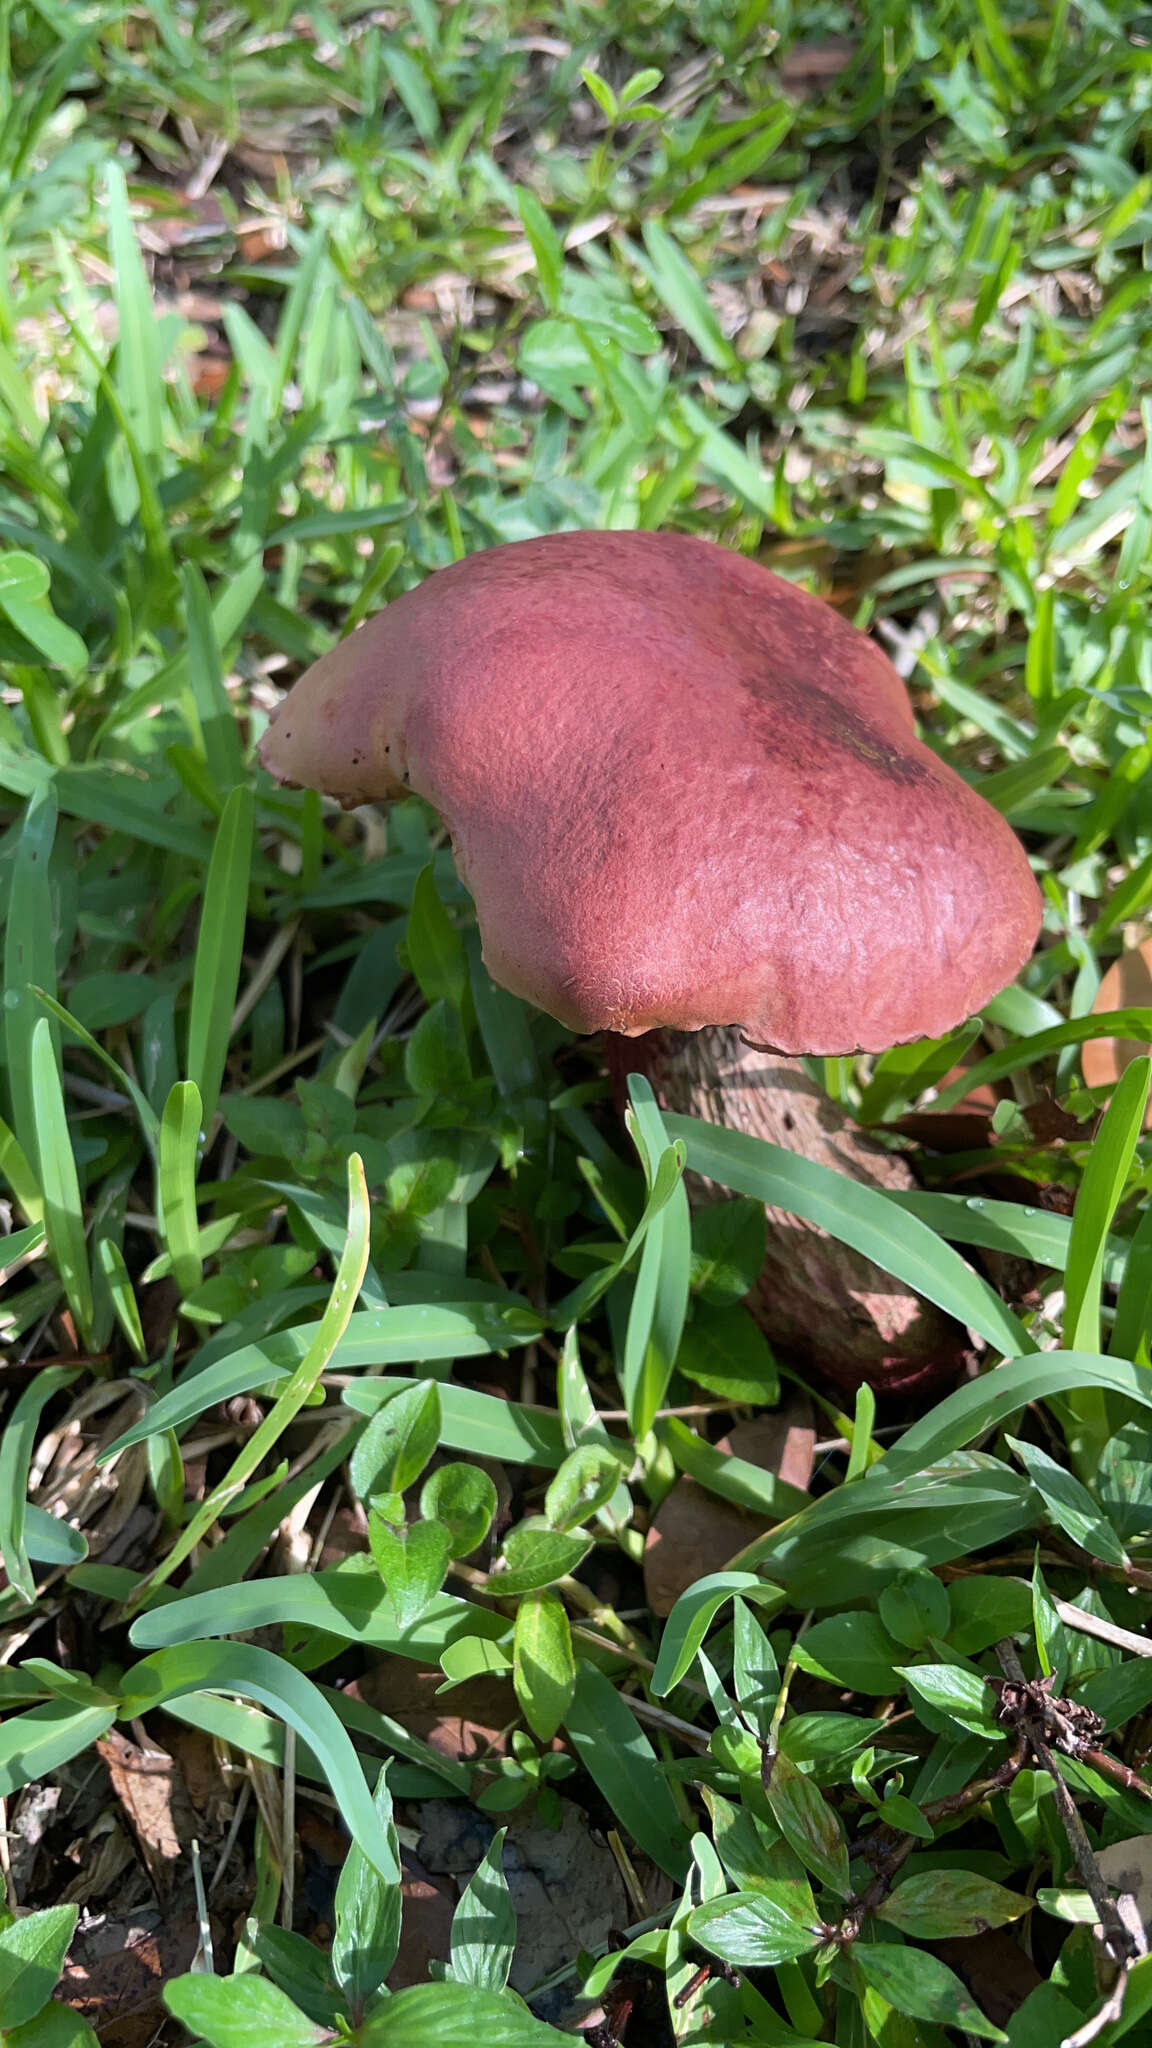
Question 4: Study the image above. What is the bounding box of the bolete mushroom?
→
[259,531,1042,1393]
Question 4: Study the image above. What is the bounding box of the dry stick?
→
[280,1726,297,1932]
[846,1737,1029,1930]
[1080,1747,1152,1805]
[993,1639,1142,1970]
[1053,1596,1152,1660]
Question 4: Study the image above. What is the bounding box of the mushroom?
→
[259,531,1042,1394]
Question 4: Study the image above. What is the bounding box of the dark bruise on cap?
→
[258,530,1043,1056]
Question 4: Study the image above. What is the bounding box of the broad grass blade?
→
[665,1112,1032,1357]
[30,1018,93,1341]
[1064,1054,1150,1351]
[186,784,254,1125]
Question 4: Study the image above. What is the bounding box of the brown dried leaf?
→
[347,1662,515,1767]
[1082,940,1152,1127]
[645,1401,814,1615]
[97,1730,187,1903]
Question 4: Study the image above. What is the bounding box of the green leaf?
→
[676,1304,778,1404]
[24,1505,85,1567]
[1006,1435,1128,1564]
[543,1445,625,1532]
[878,1571,952,1650]
[946,1575,1033,1656]
[515,189,565,310]
[793,1614,904,1695]
[1112,1201,1152,1364]
[0,1363,78,1604]
[664,1114,1033,1359]
[118,1641,399,1884]
[687,1890,821,1968]
[106,1320,546,1463]
[0,554,87,669]
[186,785,254,1127]
[350,1381,442,1500]
[653,1572,766,1696]
[732,1598,780,1739]
[878,1870,1031,1938]
[763,1751,850,1898]
[244,1928,344,2031]
[634,220,740,371]
[369,1514,454,1628]
[164,1972,329,2048]
[419,1463,497,1558]
[356,1981,572,2046]
[852,1943,1006,2041]
[332,1765,401,2017]
[690,1199,768,1304]
[4,2001,100,2048]
[1065,1055,1151,1351]
[449,1830,516,1992]
[404,998,471,1097]
[928,1012,1152,1114]
[581,66,618,119]
[489,1518,592,1596]
[0,1904,78,2031]
[513,1590,574,1742]
[564,1662,690,1879]
[897,1662,1003,1740]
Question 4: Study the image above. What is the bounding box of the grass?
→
[2,0,1152,2042]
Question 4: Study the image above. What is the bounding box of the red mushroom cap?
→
[258,531,1041,1056]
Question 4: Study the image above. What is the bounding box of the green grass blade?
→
[663,1111,1033,1358]
[30,1018,93,1342]
[104,160,164,461]
[118,1640,399,1884]
[0,1701,116,1798]
[185,784,254,1126]
[1110,1199,1152,1363]
[181,563,245,788]
[0,1223,46,1274]
[100,1303,543,1459]
[930,1011,1152,1112]
[157,1081,204,1299]
[622,1078,690,1436]
[4,780,58,1166]
[0,1363,79,1602]
[0,1114,43,1227]
[884,1352,1152,1482]
[1064,1055,1150,1352]
[563,1661,690,1880]
[134,1153,370,1598]
[95,1238,146,1362]
[128,1572,509,1661]
[31,986,159,1153]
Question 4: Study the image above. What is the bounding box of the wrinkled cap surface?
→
[258,531,1042,1055]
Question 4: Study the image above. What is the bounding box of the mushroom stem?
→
[604,1028,965,1400]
